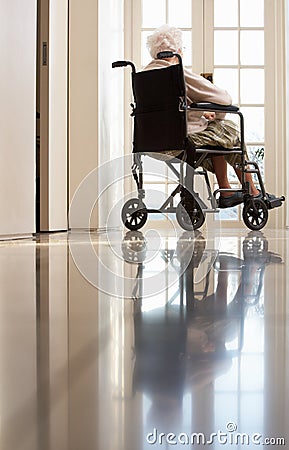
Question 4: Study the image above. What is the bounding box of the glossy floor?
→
[0,227,288,450]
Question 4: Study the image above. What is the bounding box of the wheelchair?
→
[112,52,285,231]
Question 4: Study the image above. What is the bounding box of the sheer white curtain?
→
[286,0,289,228]
[98,0,125,229]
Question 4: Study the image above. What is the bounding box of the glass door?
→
[129,0,285,228]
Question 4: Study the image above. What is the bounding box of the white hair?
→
[146,25,183,59]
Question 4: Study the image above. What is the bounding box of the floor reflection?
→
[97,229,288,449]
[0,229,288,450]
[119,231,282,446]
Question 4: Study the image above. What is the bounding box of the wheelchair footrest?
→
[203,208,219,213]
[267,196,285,210]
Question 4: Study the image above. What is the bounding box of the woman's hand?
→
[203,111,216,121]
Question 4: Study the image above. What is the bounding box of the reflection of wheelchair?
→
[112,52,285,231]
[121,230,209,303]
[241,230,283,307]
[123,231,244,366]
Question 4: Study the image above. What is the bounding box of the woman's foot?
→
[218,191,243,208]
[253,190,276,200]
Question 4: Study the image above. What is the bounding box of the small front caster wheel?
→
[242,198,268,231]
[121,198,148,230]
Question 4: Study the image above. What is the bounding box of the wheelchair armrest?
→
[190,102,239,112]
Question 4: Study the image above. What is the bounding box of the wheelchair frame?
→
[113,52,285,231]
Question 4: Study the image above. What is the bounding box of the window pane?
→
[216,204,239,221]
[242,107,264,142]
[214,69,239,104]
[247,146,265,182]
[240,69,264,104]
[240,0,264,27]
[214,0,238,27]
[142,0,166,28]
[182,31,192,66]
[240,31,264,66]
[168,0,192,28]
[141,31,153,66]
[214,31,238,65]
[227,164,239,182]
[144,183,167,211]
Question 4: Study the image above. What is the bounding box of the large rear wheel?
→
[176,201,205,231]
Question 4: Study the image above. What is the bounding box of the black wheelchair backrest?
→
[131,63,187,153]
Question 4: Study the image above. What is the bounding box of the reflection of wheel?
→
[242,230,282,264]
[243,231,268,260]
[242,199,268,231]
[176,202,205,231]
[121,198,148,231]
[121,231,147,263]
[176,230,206,267]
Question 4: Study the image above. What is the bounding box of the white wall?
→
[48,0,68,230]
[0,0,36,237]
[69,0,99,229]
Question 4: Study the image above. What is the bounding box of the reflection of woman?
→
[132,233,232,431]
[131,231,283,437]
[144,25,276,208]
[188,253,245,356]
[133,304,187,427]
[132,301,233,436]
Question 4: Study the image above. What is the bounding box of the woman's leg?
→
[189,120,259,197]
[212,155,244,207]
[213,155,262,198]
[234,167,259,196]
[211,155,233,197]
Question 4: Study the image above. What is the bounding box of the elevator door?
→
[37,0,68,232]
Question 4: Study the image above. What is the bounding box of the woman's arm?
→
[184,68,232,105]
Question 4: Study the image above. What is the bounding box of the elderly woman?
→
[144,25,265,208]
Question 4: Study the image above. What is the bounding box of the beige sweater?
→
[143,59,232,134]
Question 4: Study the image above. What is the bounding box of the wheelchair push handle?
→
[157,51,175,59]
[157,51,183,66]
[112,60,136,73]
[112,60,129,68]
